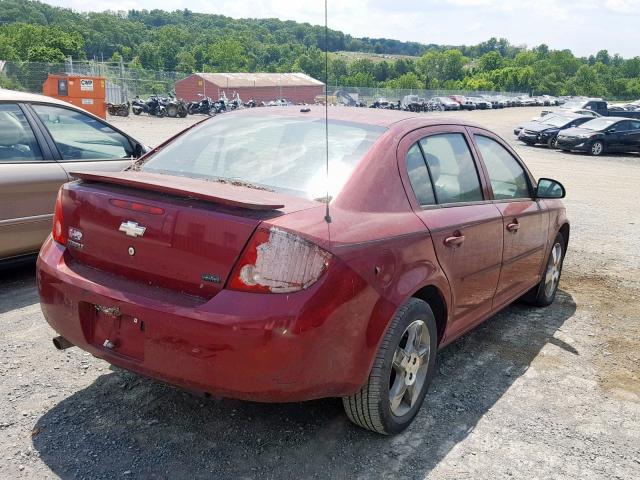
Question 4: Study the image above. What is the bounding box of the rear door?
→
[0,103,68,259]
[618,120,640,151]
[398,126,503,340]
[468,128,549,307]
[27,103,136,175]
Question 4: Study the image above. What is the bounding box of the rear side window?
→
[0,104,44,163]
[419,133,483,204]
[475,135,531,200]
[405,143,436,206]
[32,104,134,161]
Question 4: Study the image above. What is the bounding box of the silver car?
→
[0,89,145,265]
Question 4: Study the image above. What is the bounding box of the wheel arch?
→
[558,222,570,250]
[410,284,449,345]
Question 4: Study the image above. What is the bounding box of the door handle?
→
[444,232,466,247]
[506,219,520,233]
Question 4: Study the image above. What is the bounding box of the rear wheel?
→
[342,298,437,435]
[166,104,178,118]
[522,232,565,307]
[590,140,604,156]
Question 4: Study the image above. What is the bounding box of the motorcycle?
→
[227,92,243,111]
[131,94,166,117]
[188,93,215,115]
[164,92,188,118]
[243,98,257,108]
[106,101,130,117]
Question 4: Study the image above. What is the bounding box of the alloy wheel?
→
[544,242,563,297]
[389,320,431,417]
[591,141,603,156]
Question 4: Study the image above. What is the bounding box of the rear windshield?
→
[141,114,384,200]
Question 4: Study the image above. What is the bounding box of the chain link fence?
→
[0,60,189,103]
[1,60,528,105]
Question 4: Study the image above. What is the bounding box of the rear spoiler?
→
[70,171,290,211]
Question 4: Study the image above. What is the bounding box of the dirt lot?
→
[1,107,639,479]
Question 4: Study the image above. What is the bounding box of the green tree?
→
[206,38,247,72]
[27,45,66,62]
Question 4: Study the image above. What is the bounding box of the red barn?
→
[174,72,324,104]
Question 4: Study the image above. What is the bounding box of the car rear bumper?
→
[37,237,380,402]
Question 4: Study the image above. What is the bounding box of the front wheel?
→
[522,232,565,307]
[590,140,604,156]
[343,298,437,435]
[547,136,558,149]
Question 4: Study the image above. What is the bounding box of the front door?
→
[469,129,549,307]
[0,103,69,259]
[399,127,503,340]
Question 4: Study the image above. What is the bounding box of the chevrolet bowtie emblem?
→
[119,221,146,238]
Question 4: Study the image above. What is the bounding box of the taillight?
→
[52,188,67,245]
[228,226,332,293]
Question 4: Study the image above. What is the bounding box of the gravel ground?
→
[1,107,639,479]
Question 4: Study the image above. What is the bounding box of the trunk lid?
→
[61,172,318,298]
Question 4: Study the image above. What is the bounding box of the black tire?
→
[343,298,437,435]
[178,106,188,118]
[522,232,565,307]
[547,136,558,149]
[166,104,178,118]
[132,108,142,116]
[589,140,604,156]
[117,106,129,117]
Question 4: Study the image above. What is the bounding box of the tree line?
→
[1,0,639,98]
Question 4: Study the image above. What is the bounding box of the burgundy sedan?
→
[37,107,569,435]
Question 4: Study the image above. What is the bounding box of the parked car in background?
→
[38,106,568,435]
[449,95,476,110]
[514,113,563,136]
[556,117,640,156]
[401,95,426,112]
[483,95,505,109]
[0,89,146,265]
[428,96,460,111]
[518,96,538,107]
[467,96,492,109]
[543,99,640,119]
[518,114,593,148]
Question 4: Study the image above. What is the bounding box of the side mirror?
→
[536,178,565,199]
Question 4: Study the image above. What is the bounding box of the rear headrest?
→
[0,111,25,147]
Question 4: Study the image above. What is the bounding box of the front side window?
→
[475,135,531,200]
[419,133,483,204]
[0,104,44,163]
[32,104,133,160]
[405,143,435,206]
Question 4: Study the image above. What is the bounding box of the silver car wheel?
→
[389,320,430,417]
[544,242,563,297]
[591,141,603,155]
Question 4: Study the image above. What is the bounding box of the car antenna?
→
[324,0,332,224]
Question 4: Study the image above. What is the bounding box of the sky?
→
[42,0,640,58]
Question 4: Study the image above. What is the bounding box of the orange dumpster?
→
[42,74,107,119]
